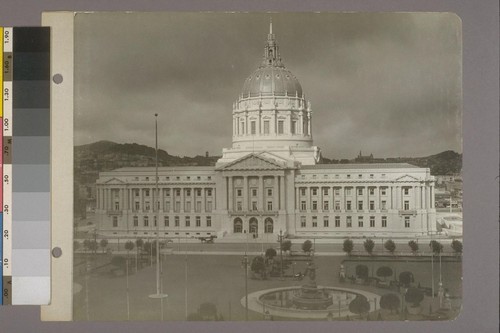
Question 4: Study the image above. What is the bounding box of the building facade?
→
[95,23,436,240]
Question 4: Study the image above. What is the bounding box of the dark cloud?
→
[75,12,462,158]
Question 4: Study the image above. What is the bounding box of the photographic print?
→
[71,12,462,321]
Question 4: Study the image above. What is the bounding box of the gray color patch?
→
[12,136,49,164]
[13,80,50,108]
[12,249,50,276]
[12,220,50,249]
[13,164,50,192]
[12,192,50,221]
[13,108,50,136]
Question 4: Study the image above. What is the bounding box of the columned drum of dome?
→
[218,21,320,166]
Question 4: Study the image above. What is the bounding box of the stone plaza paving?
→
[73,242,462,321]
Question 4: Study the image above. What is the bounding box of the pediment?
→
[395,174,420,182]
[217,153,286,171]
[103,177,126,184]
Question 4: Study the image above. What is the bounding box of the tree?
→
[343,239,354,256]
[376,266,393,281]
[379,293,400,313]
[429,240,443,255]
[348,295,370,319]
[398,271,414,287]
[451,239,463,255]
[281,240,292,253]
[100,239,109,253]
[384,240,396,255]
[408,240,419,255]
[355,264,369,279]
[125,241,134,252]
[363,239,375,255]
[265,248,277,259]
[135,238,144,249]
[250,256,266,279]
[302,240,313,254]
[405,287,424,307]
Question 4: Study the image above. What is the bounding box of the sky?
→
[74,12,462,159]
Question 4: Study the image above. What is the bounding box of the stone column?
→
[305,185,310,211]
[243,176,249,211]
[295,187,299,210]
[258,176,264,211]
[390,186,394,209]
[273,176,278,211]
[279,175,286,210]
[228,177,234,211]
[318,186,323,212]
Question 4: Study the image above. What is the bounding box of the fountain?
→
[291,261,333,310]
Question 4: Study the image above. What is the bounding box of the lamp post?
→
[279,229,284,281]
[242,229,249,321]
[148,114,167,316]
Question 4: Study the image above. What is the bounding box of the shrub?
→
[265,248,277,259]
[429,240,443,255]
[384,240,396,254]
[348,295,370,318]
[405,287,424,307]
[379,293,400,313]
[363,239,375,255]
[343,239,354,255]
[281,240,292,252]
[399,271,414,287]
[125,241,135,252]
[376,266,393,280]
[451,239,463,254]
[408,240,419,254]
[302,240,313,254]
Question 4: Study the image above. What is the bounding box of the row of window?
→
[299,199,409,211]
[299,173,390,180]
[237,119,308,136]
[132,176,213,181]
[299,216,411,228]
[112,216,213,228]
[233,200,274,211]
[129,188,213,197]
[235,188,273,197]
[126,200,213,212]
[299,187,412,196]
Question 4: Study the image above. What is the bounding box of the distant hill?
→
[320,150,462,175]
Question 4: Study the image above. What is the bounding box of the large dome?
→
[241,66,303,98]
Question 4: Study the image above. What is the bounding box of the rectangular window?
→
[381,201,387,210]
[114,202,119,210]
[267,188,273,196]
[346,201,352,211]
[369,201,375,211]
[237,201,242,211]
[196,201,201,212]
[370,216,375,227]
[335,216,340,227]
[164,216,169,227]
[358,216,364,227]
[404,201,410,210]
[300,201,306,211]
[346,188,352,195]
[346,216,352,228]
[291,120,296,134]
[369,188,375,195]
[323,201,329,210]
[186,189,191,197]
[312,201,318,211]
[334,188,340,196]
[206,201,213,212]
[240,121,245,135]
[176,189,181,196]
[267,201,273,211]
[185,216,190,227]
[404,188,410,195]
[323,216,329,227]
[112,216,118,227]
[251,121,256,135]
[252,189,257,196]
[357,188,363,195]
[382,216,387,228]
[334,201,341,211]
[185,202,191,212]
[165,202,171,212]
[144,216,149,227]
[196,216,201,227]
[145,189,150,197]
[278,120,284,134]
[135,190,140,197]
[252,201,258,211]
[135,202,140,211]
[312,188,318,196]
[405,216,410,228]
[300,216,306,228]
[237,189,242,197]
[369,174,374,179]
[207,189,212,196]
[196,189,202,196]
[175,216,179,227]
[154,216,157,227]
[312,216,317,227]
[263,120,270,134]
[206,216,212,227]
[381,188,387,196]
[323,188,329,196]
[358,201,363,210]
[145,202,151,211]
[300,188,306,196]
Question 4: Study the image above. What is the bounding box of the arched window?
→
[265,218,273,233]
[249,217,258,235]
[234,218,243,233]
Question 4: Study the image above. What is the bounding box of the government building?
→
[95,23,437,240]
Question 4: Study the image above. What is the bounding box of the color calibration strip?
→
[1,27,51,305]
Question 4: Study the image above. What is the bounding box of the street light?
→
[279,229,284,281]
[242,229,249,321]
[148,114,167,318]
